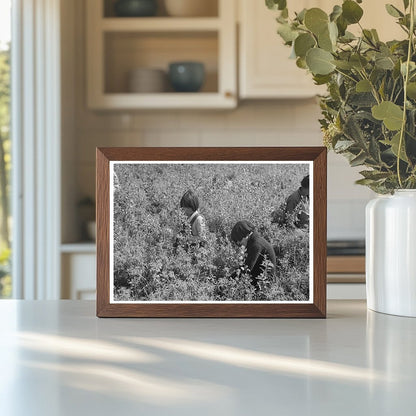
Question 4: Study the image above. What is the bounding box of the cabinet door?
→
[239,0,326,99]
[239,0,403,99]
[357,0,404,41]
[86,0,237,109]
[61,253,96,300]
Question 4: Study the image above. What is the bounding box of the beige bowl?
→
[128,68,167,93]
[164,0,218,17]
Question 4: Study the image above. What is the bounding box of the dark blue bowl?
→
[168,62,205,93]
[114,0,158,17]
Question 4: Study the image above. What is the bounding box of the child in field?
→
[231,220,276,288]
[180,190,206,239]
[272,175,309,228]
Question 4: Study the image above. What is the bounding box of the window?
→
[0,0,11,298]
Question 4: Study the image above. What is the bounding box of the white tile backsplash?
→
[67,0,370,243]
[328,199,369,240]
[74,101,369,240]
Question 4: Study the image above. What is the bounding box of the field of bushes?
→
[113,162,310,302]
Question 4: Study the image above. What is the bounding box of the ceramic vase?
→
[366,190,416,317]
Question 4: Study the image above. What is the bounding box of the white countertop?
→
[0,300,415,415]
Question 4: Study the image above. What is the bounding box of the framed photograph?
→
[96,147,327,318]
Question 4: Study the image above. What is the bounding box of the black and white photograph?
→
[110,161,313,303]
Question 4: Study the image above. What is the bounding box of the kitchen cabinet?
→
[60,246,365,300]
[61,245,96,300]
[238,0,325,99]
[238,0,404,99]
[86,0,237,109]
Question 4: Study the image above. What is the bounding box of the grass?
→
[113,163,310,302]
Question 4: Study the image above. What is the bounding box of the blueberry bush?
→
[113,163,310,301]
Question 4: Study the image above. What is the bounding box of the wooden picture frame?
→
[96,147,327,318]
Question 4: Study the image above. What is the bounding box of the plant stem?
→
[397,0,415,188]
[334,68,358,84]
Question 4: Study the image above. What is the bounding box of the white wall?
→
[62,0,374,243]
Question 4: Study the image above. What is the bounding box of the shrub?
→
[113,163,310,301]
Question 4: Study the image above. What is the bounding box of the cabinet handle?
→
[225,91,234,99]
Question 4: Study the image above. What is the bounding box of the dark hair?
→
[180,190,199,211]
[301,175,309,189]
[230,220,255,243]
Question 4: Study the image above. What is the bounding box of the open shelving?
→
[86,0,237,109]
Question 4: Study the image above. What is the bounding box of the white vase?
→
[366,190,416,317]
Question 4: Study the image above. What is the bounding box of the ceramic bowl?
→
[128,68,167,93]
[168,62,205,92]
[164,0,217,17]
[114,0,158,17]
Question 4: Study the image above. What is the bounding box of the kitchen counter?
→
[0,300,415,415]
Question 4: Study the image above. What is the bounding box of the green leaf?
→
[342,0,364,24]
[369,136,382,163]
[407,82,416,99]
[350,151,367,167]
[333,60,353,70]
[363,29,376,46]
[393,60,402,79]
[371,29,380,42]
[306,48,335,75]
[266,0,287,11]
[334,140,355,151]
[330,5,342,22]
[294,33,316,58]
[339,31,356,43]
[348,92,377,107]
[336,15,348,36]
[385,4,404,18]
[372,101,404,131]
[276,14,287,24]
[328,21,338,44]
[360,170,391,181]
[304,8,329,35]
[356,79,372,92]
[318,27,334,52]
[296,57,308,69]
[401,61,416,76]
[386,132,409,162]
[277,23,298,43]
[350,54,368,70]
[344,114,367,147]
[403,0,410,10]
[375,55,395,70]
[355,178,378,186]
[296,8,307,23]
[313,74,332,85]
[378,78,386,100]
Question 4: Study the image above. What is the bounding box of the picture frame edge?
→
[96,146,327,318]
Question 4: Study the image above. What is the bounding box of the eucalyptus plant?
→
[267,0,416,193]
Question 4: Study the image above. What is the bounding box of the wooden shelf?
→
[86,0,237,109]
[327,256,365,283]
[101,17,221,32]
[61,242,96,254]
[89,92,235,110]
[327,256,365,274]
